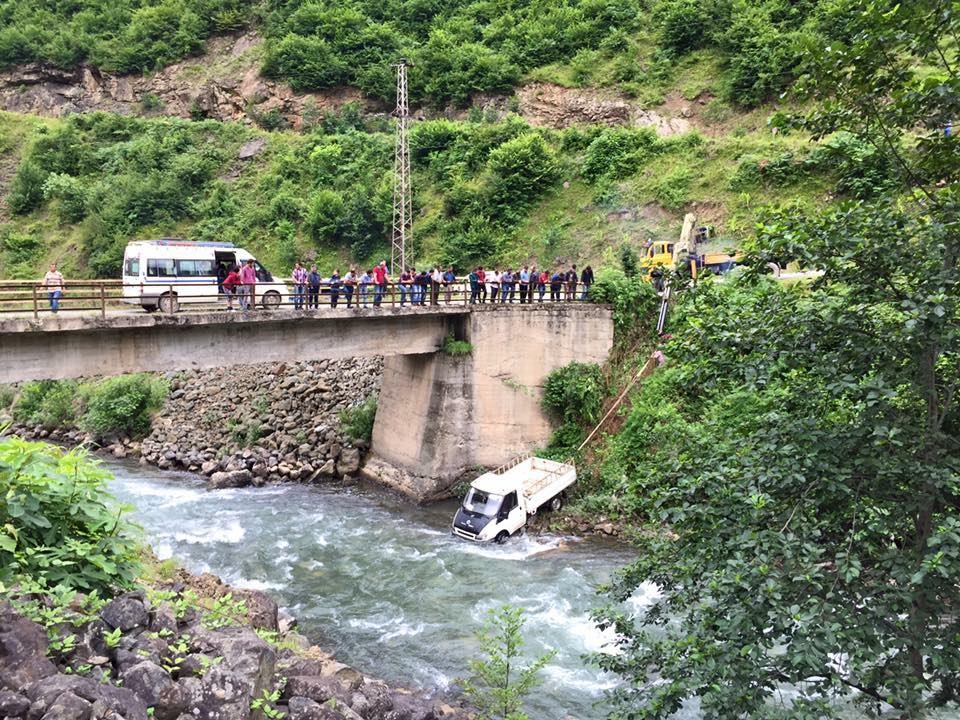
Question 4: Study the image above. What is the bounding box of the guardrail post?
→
[100,283,106,319]
[32,285,39,320]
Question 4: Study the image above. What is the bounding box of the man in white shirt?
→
[42,263,65,313]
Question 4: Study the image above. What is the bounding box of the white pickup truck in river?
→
[451,456,577,543]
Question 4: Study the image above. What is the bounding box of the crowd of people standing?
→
[285,261,595,309]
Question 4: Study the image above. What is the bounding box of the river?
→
[106,460,650,720]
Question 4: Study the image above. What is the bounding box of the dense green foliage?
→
[81,374,169,438]
[542,362,606,426]
[338,395,377,443]
[594,2,960,715]
[0,0,880,109]
[0,437,142,593]
[461,605,555,720]
[12,374,168,438]
[2,107,848,282]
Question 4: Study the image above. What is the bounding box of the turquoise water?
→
[106,460,646,720]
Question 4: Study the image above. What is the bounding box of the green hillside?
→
[0,0,882,280]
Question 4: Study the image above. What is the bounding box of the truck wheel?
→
[548,495,563,512]
[495,531,509,544]
[159,293,179,314]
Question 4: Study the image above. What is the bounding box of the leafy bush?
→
[12,380,80,430]
[81,374,168,439]
[42,173,89,223]
[0,437,142,592]
[485,133,560,215]
[654,0,713,56]
[7,161,48,215]
[0,384,15,410]
[339,395,377,443]
[442,335,473,356]
[652,166,694,210]
[542,362,607,425]
[582,128,658,181]
[589,266,659,333]
[807,131,897,199]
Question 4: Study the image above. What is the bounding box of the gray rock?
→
[101,594,149,632]
[198,666,255,720]
[192,627,275,697]
[209,470,253,489]
[0,689,30,717]
[24,675,147,720]
[233,590,278,631]
[120,661,185,720]
[287,696,344,720]
[0,603,57,691]
[283,676,350,706]
[41,690,91,720]
[336,448,360,475]
[238,138,267,160]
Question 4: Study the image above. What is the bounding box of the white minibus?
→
[122,239,290,313]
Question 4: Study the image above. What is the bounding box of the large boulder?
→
[41,690,92,720]
[0,603,57,691]
[209,470,253,489]
[121,661,186,720]
[198,666,256,720]
[287,696,345,720]
[233,589,278,631]
[0,689,30,718]
[283,676,352,706]
[24,674,147,720]
[101,593,150,632]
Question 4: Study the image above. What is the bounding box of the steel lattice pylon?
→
[391,60,413,276]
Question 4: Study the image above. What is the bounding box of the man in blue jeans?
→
[42,263,65,313]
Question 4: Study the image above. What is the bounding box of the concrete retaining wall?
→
[365,304,614,500]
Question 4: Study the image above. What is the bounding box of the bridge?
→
[0,303,614,499]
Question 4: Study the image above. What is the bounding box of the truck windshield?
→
[462,488,502,517]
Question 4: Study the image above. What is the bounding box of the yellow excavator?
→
[640,213,741,281]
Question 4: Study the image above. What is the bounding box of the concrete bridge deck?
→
[0,305,473,383]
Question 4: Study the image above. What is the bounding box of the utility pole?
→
[391,59,412,276]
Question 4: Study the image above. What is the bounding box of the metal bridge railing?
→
[0,278,596,319]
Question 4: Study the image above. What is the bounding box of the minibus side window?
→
[124,258,140,276]
[177,259,215,277]
[147,258,176,277]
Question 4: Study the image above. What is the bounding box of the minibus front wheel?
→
[159,292,179,314]
[262,291,281,310]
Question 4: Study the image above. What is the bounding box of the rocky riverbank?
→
[6,358,383,489]
[0,567,469,720]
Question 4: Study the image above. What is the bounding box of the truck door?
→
[498,491,525,535]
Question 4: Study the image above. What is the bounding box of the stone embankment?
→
[7,358,383,489]
[0,570,467,720]
[139,358,382,489]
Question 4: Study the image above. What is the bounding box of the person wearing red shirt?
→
[372,260,388,307]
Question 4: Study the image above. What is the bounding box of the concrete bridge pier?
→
[364,304,614,501]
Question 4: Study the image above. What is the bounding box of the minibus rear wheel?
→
[159,292,179,314]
